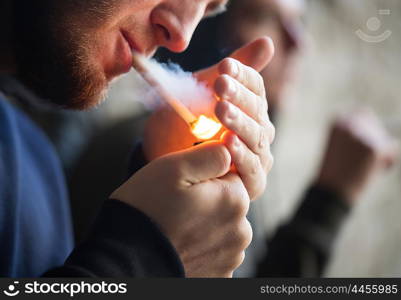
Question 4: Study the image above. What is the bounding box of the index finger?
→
[218,58,266,98]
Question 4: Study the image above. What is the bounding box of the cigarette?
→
[131,52,197,125]
[132,52,222,141]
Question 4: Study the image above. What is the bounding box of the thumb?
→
[169,141,232,184]
[195,36,275,85]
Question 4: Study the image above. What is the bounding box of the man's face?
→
[13,0,228,109]
[226,0,304,114]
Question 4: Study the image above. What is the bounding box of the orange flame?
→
[190,115,222,140]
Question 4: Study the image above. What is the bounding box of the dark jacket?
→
[0,77,349,278]
[0,93,184,277]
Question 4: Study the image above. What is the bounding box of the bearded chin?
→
[13,0,108,110]
[66,61,109,110]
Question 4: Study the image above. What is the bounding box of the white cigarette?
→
[131,53,197,125]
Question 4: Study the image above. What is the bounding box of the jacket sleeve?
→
[256,185,350,277]
[43,199,185,277]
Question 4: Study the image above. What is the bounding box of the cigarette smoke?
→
[131,58,216,116]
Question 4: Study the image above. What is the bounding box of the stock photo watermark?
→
[3,281,20,297]
[356,9,392,43]
[2,280,127,298]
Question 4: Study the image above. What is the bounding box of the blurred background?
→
[36,0,401,277]
[268,0,401,277]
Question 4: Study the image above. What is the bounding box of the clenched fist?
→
[111,142,252,277]
[317,109,399,204]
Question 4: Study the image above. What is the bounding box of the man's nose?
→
[151,2,204,53]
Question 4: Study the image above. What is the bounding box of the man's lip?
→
[121,30,143,54]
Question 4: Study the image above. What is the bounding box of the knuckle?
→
[219,219,252,273]
[229,114,246,141]
[264,151,274,174]
[254,174,267,200]
[257,122,274,152]
[222,74,238,98]
[247,152,263,175]
[222,252,245,273]
[220,58,238,76]
[223,182,249,219]
[256,104,267,123]
[215,74,231,98]
[256,127,268,152]
[240,117,252,136]
[268,122,276,143]
[232,251,246,270]
[237,193,250,217]
[222,223,250,271]
[236,218,253,250]
[238,154,266,200]
[221,175,250,218]
[255,71,263,82]
[249,157,260,176]
[248,170,267,200]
